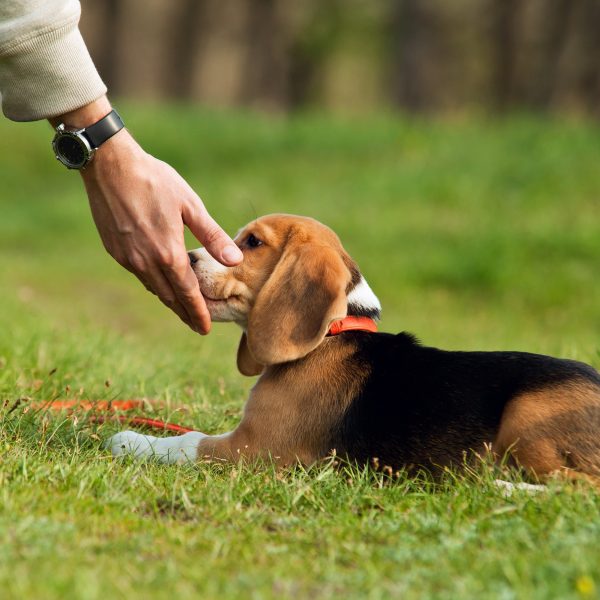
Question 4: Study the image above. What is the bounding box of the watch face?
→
[54,133,89,168]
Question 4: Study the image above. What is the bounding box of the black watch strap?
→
[83,109,125,149]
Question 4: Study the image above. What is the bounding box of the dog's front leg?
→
[106,429,256,464]
[107,431,207,464]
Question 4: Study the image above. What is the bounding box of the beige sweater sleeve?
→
[0,0,107,121]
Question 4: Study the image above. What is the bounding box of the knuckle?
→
[179,287,201,303]
[159,294,177,309]
[128,254,147,275]
[154,248,178,269]
[153,252,170,268]
[172,253,190,271]
[161,253,189,275]
[172,275,199,298]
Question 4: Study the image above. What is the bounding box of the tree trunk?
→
[490,0,519,112]
[390,0,432,112]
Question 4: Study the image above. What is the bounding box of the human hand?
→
[50,98,243,334]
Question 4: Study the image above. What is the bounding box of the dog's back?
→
[330,331,600,477]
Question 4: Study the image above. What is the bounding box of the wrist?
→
[79,128,142,182]
[49,96,112,129]
[50,96,128,171]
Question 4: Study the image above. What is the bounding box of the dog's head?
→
[189,214,380,375]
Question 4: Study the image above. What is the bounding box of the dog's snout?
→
[188,251,198,266]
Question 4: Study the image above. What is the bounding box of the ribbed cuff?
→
[0,21,107,122]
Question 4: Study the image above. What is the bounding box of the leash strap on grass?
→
[30,399,194,435]
[88,414,194,434]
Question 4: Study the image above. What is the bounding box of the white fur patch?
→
[107,431,206,464]
[347,276,381,315]
[494,479,547,497]
[191,247,229,277]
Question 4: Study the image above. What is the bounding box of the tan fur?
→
[196,336,369,464]
[189,215,365,463]
[237,332,263,376]
[246,243,350,366]
[494,379,600,486]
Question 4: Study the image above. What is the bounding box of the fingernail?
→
[221,245,243,264]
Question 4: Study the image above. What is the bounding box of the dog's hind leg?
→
[546,468,600,490]
[494,379,600,488]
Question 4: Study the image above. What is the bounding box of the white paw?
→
[494,479,547,497]
[107,431,157,458]
[106,431,206,464]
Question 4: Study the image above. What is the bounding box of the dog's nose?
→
[188,251,198,266]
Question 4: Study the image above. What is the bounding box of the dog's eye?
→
[246,234,263,248]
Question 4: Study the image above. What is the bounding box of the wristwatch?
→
[51,109,125,170]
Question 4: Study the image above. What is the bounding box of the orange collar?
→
[327,315,378,336]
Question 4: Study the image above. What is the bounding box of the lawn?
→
[0,107,599,599]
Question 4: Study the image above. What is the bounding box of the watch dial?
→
[56,135,87,167]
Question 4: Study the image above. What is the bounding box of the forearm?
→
[0,0,106,121]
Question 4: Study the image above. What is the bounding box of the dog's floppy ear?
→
[244,244,350,367]
[237,332,264,376]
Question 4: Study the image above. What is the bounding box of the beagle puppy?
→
[108,214,600,485]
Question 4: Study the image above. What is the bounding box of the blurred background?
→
[80,0,600,116]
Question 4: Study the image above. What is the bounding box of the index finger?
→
[182,199,243,267]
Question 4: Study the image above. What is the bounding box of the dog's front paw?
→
[106,431,158,459]
[106,431,206,464]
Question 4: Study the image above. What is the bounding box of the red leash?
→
[88,414,194,434]
[30,399,194,434]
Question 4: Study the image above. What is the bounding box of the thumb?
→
[183,199,243,266]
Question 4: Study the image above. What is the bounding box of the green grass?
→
[1,107,599,599]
